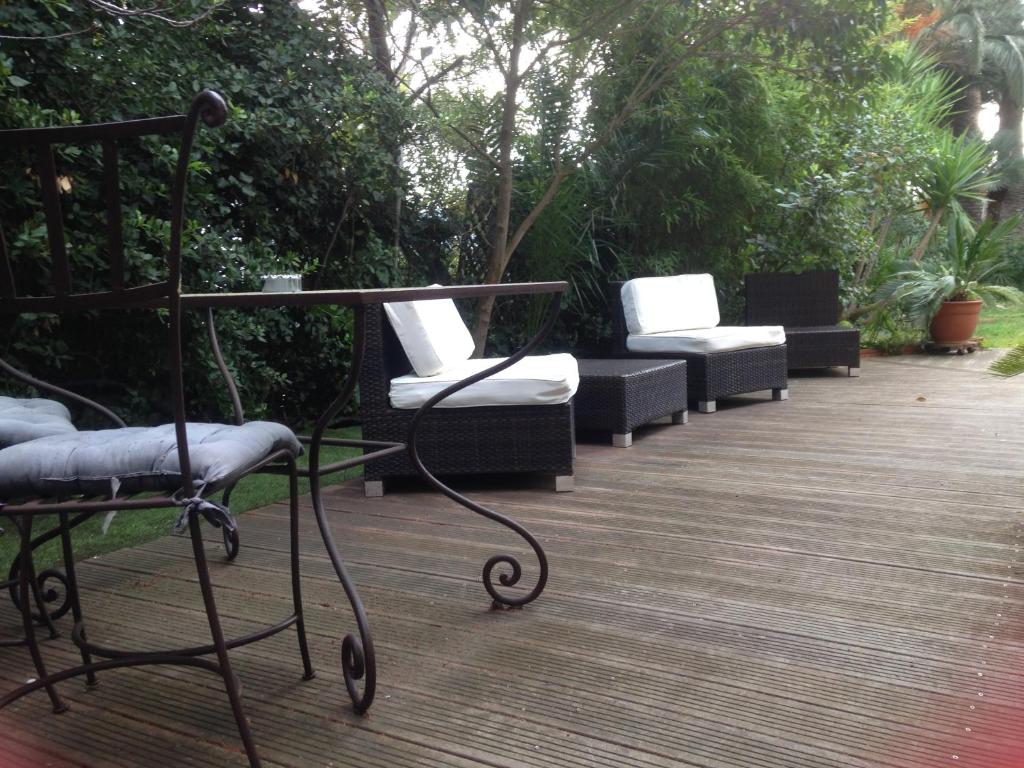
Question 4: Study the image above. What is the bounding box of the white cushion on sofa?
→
[384,288,475,377]
[626,325,786,355]
[621,274,720,335]
[389,353,579,409]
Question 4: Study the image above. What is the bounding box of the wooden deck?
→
[2,353,1022,768]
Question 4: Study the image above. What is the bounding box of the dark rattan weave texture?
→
[359,303,575,484]
[609,283,789,403]
[744,271,860,371]
[574,359,688,434]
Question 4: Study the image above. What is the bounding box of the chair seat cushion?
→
[626,325,786,355]
[0,421,301,500]
[389,353,579,409]
[0,396,77,448]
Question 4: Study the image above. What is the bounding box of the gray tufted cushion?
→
[0,421,301,499]
[0,396,78,448]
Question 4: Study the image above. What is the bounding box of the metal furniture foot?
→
[672,410,688,425]
[849,367,860,377]
[612,432,632,448]
[698,400,716,413]
[363,480,384,498]
[772,388,789,401]
[553,475,575,492]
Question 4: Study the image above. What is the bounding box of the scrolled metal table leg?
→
[406,293,561,608]
[307,305,375,713]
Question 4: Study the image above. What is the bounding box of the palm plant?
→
[882,215,1024,320]
[911,131,998,261]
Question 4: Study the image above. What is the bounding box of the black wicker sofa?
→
[359,301,576,495]
[609,276,789,413]
[744,270,860,376]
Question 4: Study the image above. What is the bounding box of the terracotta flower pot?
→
[929,300,982,344]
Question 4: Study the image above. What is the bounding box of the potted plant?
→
[880,217,1024,343]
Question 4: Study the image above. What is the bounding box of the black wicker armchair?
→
[609,278,789,413]
[359,301,576,495]
[744,270,860,376]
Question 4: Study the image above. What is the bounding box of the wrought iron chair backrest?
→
[744,270,841,327]
[0,91,228,497]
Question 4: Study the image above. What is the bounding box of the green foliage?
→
[0,1,412,425]
[915,132,997,220]
[859,306,927,352]
[989,344,1024,376]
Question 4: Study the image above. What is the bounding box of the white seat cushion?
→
[384,287,475,376]
[0,396,77,448]
[621,274,720,334]
[389,354,579,409]
[627,326,786,355]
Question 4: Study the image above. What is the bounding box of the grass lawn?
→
[0,427,362,572]
[979,304,1024,348]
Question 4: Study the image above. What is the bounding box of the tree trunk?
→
[362,0,405,273]
[364,0,392,83]
[911,211,943,263]
[949,81,982,138]
[470,0,530,356]
[995,98,1024,234]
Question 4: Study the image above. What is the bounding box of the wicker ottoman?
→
[574,359,688,447]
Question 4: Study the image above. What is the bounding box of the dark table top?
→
[575,358,688,378]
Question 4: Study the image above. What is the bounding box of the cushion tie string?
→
[172,492,236,535]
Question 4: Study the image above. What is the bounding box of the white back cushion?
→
[384,287,475,377]
[621,274,720,334]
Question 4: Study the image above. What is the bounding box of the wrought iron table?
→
[1,281,566,766]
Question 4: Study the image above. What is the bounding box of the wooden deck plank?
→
[2,355,1022,767]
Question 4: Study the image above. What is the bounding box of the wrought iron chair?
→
[0,91,372,767]
[0,366,127,647]
[744,270,860,376]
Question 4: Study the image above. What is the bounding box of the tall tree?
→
[909,1,1024,222]
[400,0,889,352]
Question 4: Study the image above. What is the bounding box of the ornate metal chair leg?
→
[186,512,261,767]
[287,458,315,681]
[16,515,68,714]
[6,516,61,640]
[58,512,96,688]
[221,483,241,560]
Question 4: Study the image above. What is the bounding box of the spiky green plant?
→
[880,216,1024,321]
[989,344,1024,376]
[911,132,998,261]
